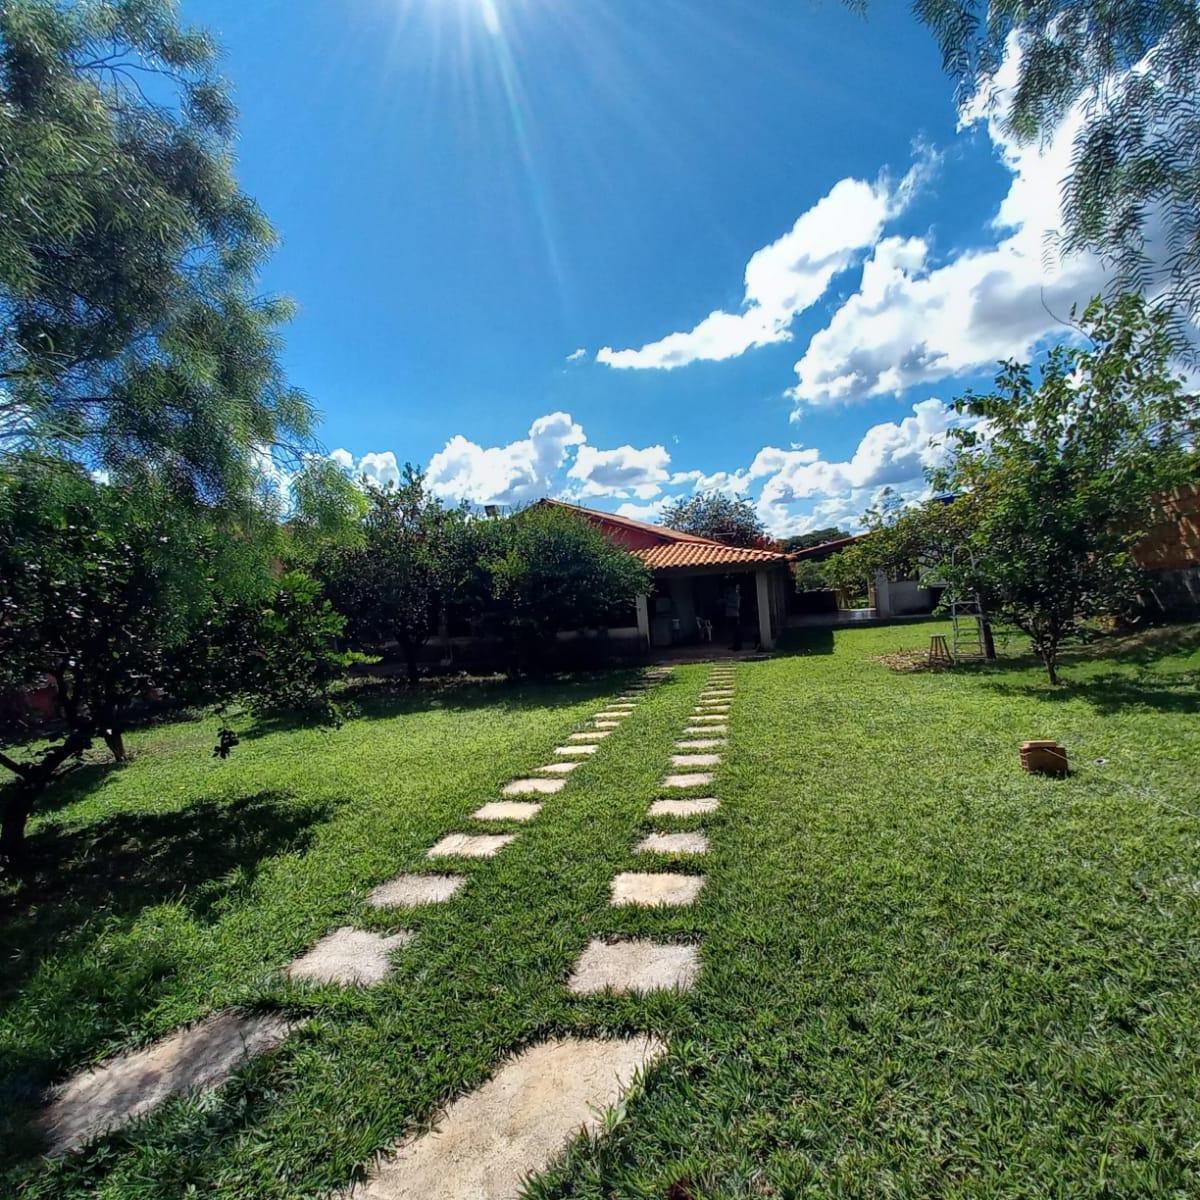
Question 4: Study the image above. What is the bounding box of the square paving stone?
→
[636,830,710,855]
[286,927,413,987]
[568,940,701,994]
[428,833,517,858]
[37,1011,295,1157]
[661,773,714,788]
[649,798,720,817]
[671,753,721,768]
[676,739,726,750]
[610,872,706,907]
[349,1037,664,1199]
[555,743,598,756]
[568,730,610,741]
[503,777,565,796]
[368,873,465,908]
[536,761,581,774]
[473,801,542,822]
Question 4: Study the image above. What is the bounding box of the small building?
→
[539,500,795,651]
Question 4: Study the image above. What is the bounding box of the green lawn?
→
[2,622,1199,1198]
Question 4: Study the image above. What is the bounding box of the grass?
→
[2,622,1199,1197]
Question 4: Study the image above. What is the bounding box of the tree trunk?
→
[981,620,997,661]
[0,784,37,864]
[398,635,419,686]
[103,729,127,762]
[1041,647,1060,685]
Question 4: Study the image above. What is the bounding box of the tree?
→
[474,505,651,674]
[828,295,1196,683]
[318,467,471,685]
[0,458,349,861]
[899,1,1200,349]
[0,0,313,502]
[780,527,851,553]
[661,491,767,547]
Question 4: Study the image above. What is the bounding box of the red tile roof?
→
[636,541,795,570]
[536,498,794,573]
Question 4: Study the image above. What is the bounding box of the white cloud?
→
[568,442,671,499]
[614,497,670,523]
[424,411,585,507]
[789,42,1105,410]
[329,447,403,489]
[566,347,587,362]
[597,155,933,371]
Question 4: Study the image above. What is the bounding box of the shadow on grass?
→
[776,628,836,656]
[0,791,331,1115]
[986,671,1200,716]
[236,666,647,743]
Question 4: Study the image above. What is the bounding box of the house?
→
[538,500,795,651]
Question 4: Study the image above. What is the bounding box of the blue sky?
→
[189,0,1103,535]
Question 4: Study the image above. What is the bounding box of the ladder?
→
[950,593,987,661]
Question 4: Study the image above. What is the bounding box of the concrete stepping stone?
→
[649,798,720,817]
[661,772,714,788]
[684,727,726,738]
[671,753,721,768]
[568,730,610,741]
[568,940,700,994]
[347,1037,664,1199]
[610,872,706,907]
[536,761,581,775]
[636,830,709,855]
[503,777,564,796]
[607,702,636,709]
[593,720,622,730]
[593,711,628,721]
[555,743,598,756]
[368,874,464,908]
[691,714,727,724]
[676,739,725,750]
[37,1010,295,1157]
[286,927,413,987]
[428,833,516,858]
[473,801,541,822]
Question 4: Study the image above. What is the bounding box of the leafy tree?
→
[897,1,1200,348]
[0,458,349,860]
[791,558,831,593]
[661,491,767,547]
[474,505,651,674]
[827,295,1196,682]
[0,0,313,501]
[318,467,471,685]
[780,527,851,553]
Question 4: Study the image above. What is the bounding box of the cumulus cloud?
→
[566,347,587,362]
[568,442,671,499]
[596,154,934,371]
[789,44,1105,410]
[424,411,585,507]
[329,447,403,489]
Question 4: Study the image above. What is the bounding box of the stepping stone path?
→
[473,801,542,822]
[38,1011,295,1157]
[36,668,691,1179]
[368,873,464,907]
[649,798,720,817]
[286,927,413,986]
[349,1037,664,1199]
[568,940,701,994]
[428,833,516,859]
[671,753,721,767]
[662,772,714,788]
[636,830,710,855]
[611,871,706,907]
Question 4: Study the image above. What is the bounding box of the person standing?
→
[724,581,742,651]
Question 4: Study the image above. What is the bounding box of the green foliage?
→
[779,526,851,553]
[474,504,651,672]
[317,466,471,682]
[661,490,768,547]
[0,457,348,857]
[827,295,1198,680]
[791,557,831,593]
[906,0,1200,347]
[0,0,313,503]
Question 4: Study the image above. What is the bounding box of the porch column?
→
[873,569,892,618]
[635,593,651,651]
[755,569,774,650]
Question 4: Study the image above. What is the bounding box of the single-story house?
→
[539,500,796,651]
